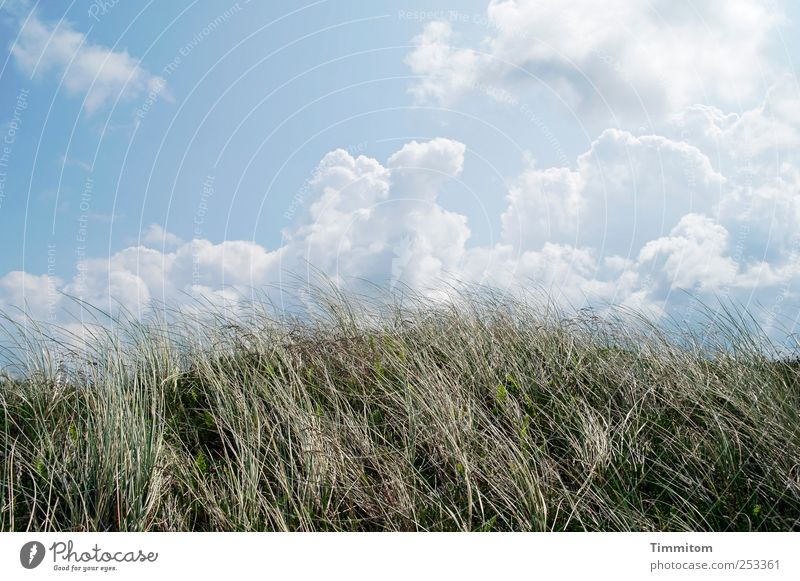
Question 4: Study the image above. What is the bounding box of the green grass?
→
[0,287,798,531]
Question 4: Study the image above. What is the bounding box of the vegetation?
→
[0,287,798,531]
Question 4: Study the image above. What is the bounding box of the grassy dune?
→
[1,289,798,531]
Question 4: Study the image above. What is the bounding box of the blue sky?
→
[1,0,800,336]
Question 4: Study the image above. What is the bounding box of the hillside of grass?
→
[1,290,798,531]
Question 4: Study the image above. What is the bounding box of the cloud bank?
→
[406,0,784,118]
[1,1,798,339]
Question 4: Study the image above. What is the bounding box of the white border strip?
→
[1,532,798,580]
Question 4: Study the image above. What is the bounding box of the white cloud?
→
[388,137,465,173]
[289,138,470,289]
[502,128,725,257]
[667,76,800,265]
[0,140,469,320]
[2,2,798,345]
[406,0,784,118]
[143,224,183,248]
[11,12,164,114]
[2,97,800,335]
[0,271,61,321]
[638,213,736,293]
[405,21,479,105]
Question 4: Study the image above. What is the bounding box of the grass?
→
[0,286,798,531]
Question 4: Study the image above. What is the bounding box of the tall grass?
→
[0,287,798,531]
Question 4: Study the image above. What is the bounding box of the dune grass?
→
[0,287,798,531]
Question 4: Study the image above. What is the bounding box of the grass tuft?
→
[0,288,798,531]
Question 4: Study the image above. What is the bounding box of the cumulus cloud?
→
[2,0,798,347]
[405,21,479,105]
[288,138,470,289]
[0,271,61,321]
[0,139,471,321]
[10,11,164,114]
[502,128,726,257]
[2,89,800,333]
[406,0,784,118]
[666,76,800,265]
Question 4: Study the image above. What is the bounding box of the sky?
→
[0,0,799,337]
